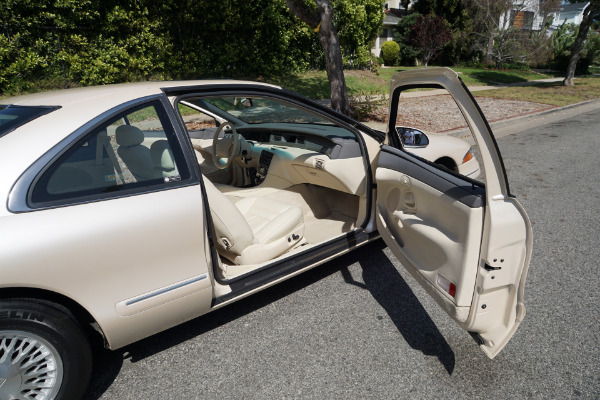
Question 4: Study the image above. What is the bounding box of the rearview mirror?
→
[234,98,253,108]
[396,127,429,147]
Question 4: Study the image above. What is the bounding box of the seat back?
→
[150,140,178,178]
[115,125,156,180]
[202,178,255,258]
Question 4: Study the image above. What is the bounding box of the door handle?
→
[403,190,416,209]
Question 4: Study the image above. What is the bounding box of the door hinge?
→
[469,331,485,346]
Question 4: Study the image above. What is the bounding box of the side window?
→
[30,101,188,205]
[392,87,485,184]
[179,102,219,131]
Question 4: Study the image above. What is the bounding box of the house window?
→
[511,10,534,30]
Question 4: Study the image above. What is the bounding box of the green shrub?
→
[498,62,530,70]
[381,41,400,66]
[345,46,380,73]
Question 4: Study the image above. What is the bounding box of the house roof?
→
[560,2,590,14]
[383,8,408,26]
[386,8,408,18]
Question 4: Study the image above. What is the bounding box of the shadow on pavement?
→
[83,239,454,398]
[84,347,124,400]
[341,240,455,374]
[83,241,347,398]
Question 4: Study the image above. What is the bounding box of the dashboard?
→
[187,125,367,195]
[239,129,361,160]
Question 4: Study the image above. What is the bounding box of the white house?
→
[499,0,545,32]
[371,0,414,56]
[371,0,550,56]
[548,2,590,32]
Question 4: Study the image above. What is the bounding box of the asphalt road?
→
[87,102,600,399]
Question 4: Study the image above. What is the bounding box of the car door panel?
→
[377,146,484,315]
[377,68,532,359]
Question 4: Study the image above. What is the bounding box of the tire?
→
[434,157,458,174]
[0,299,92,400]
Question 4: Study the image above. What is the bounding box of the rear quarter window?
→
[29,101,190,207]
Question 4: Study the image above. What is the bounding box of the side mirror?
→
[396,126,429,147]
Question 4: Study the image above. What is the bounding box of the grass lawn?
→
[4,66,597,108]
[265,67,600,110]
[264,66,559,99]
[474,75,600,106]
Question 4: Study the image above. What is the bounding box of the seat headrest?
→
[150,140,176,171]
[115,125,145,147]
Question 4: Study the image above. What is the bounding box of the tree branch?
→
[285,0,320,28]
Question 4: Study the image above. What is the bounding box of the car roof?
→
[0,80,278,108]
[0,80,279,209]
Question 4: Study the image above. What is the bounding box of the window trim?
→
[388,83,487,189]
[0,105,61,138]
[8,95,198,213]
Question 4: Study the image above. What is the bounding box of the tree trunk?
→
[563,2,598,86]
[486,35,494,64]
[285,0,352,116]
[314,0,351,116]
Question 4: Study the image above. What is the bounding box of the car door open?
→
[376,68,532,358]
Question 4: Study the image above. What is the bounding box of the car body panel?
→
[376,68,532,358]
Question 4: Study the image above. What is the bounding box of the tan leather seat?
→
[115,125,156,180]
[150,140,179,178]
[202,179,304,265]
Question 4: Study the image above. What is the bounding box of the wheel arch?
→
[0,286,107,348]
[434,156,458,172]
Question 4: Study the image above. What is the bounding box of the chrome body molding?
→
[125,274,209,306]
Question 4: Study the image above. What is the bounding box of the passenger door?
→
[376,68,532,358]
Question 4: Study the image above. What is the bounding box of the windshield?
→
[198,97,334,125]
[0,105,60,138]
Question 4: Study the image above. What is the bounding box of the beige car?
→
[0,68,532,400]
[395,126,481,178]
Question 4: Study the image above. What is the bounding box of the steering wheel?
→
[211,122,239,169]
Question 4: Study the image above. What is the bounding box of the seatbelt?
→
[99,130,126,185]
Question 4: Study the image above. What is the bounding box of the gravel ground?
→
[364,95,554,133]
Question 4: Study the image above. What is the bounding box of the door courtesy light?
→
[463,150,473,164]
[437,274,456,298]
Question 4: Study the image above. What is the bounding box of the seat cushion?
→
[235,197,304,245]
[228,196,304,265]
[203,178,305,266]
[204,179,255,257]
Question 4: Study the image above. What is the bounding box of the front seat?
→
[115,125,156,181]
[150,140,179,178]
[202,178,305,265]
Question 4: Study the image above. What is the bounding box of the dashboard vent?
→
[315,158,324,170]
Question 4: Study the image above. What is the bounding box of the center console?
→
[255,150,273,185]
